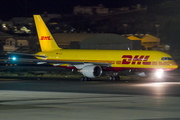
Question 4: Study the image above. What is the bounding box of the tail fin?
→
[33,15,61,51]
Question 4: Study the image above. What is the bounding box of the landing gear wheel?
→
[109,76,120,81]
[116,76,120,80]
[81,77,91,81]
[81,77,86,81]
[109,76,113,81]
[112,76,116,81]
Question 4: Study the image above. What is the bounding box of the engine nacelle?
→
[81,65,102,78]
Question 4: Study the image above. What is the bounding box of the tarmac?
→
[1,90,180,120]
[0,67,180,120]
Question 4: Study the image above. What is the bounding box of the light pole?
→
[123,24,128,36]
[155,24,160,49]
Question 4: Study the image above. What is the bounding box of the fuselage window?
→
[168,57,173,60]
[161,57,173,61]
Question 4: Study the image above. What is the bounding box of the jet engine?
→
[81,65,102,78]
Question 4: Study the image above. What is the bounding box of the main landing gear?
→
[109,73,120,81]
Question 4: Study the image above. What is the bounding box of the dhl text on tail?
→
[8,15,179,81]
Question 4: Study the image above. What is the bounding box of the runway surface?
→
[0,71,180,120]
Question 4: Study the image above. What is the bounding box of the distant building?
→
[127,34,164,50]
[12,17,33,25]
[80,34,133,50]
[74,4,109,15]
[3,38,16,51]
[3,37,31,52]
[110,4,147,13]
[52,33,98,49]
[131,4,147,10]
[17,40,29,47]
[15,40,29,52]
[41,11,61,19]
[141,34,160,49]
[110,7,129,13]
[0,31,13,43]
[11,13,61,26]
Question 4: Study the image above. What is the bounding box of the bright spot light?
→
[2,24,6,28]
[12,57,16,61]
[155,69,164,78]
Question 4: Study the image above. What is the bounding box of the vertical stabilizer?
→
[33,15,61,51]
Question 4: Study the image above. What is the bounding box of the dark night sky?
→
[0,0,168,20]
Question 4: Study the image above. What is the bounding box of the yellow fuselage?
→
[36,49,178,71]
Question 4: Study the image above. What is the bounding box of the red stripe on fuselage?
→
[57,66,176,71]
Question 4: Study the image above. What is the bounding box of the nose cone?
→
[164,61,178,71]
[171,61,178,70]
[174,62,179,69]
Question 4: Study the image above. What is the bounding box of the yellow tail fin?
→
[33,15,61,51]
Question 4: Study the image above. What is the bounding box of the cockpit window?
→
[161,57,173,61]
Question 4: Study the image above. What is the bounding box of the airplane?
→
[7,15,178,81]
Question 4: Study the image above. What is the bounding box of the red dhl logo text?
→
[40,36,53,40]
[122,55,151,65]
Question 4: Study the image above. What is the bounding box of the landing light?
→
[155,69,164,78]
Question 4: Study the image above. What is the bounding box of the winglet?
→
[33,15,61,51]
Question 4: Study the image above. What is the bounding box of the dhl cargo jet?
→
[8,15,178,81]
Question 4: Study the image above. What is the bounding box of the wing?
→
[6,52,111,68]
